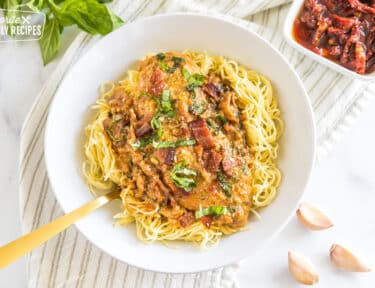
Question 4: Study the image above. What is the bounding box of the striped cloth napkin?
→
[19,0,375,287]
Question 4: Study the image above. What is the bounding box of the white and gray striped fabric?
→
[20,0,375,287]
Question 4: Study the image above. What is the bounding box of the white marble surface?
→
[0,31,374,287]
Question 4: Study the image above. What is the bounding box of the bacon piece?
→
[178,212,195,227]
[204,150,223,173]
[201,216,213,228]
[156,148,175,166]
[189,118,216,149]
[222,157,238,177]
[202,83,221,102]
[147,69,166,95]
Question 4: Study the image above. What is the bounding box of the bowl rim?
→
[283,0,375,81]
[44,12,317,273]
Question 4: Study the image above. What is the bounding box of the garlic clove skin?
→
[288,251,319,285]
[330,244,371,272]
[296,202,334,230]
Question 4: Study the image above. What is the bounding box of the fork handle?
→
[0,192,116,269]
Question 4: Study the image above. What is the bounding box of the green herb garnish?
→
[195,206,228,219]
[161,90,173,113]
[156,53,166,61]
[217,169,231,197]
[131,135,155,149]
[217,114,227,125]
[153,139,196,149]
[159,61,175,73]
[182,68,205,88]
[228,207,236,213]
[170,162,197,191]
[171,56,184,68]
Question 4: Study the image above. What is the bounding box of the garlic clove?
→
[288,251,319,285]
[296,202,334,230]
[330,244,371,272]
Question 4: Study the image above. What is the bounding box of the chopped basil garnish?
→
[156,54,184,73]
[217,114,227,125]
[159,61,175,73]
[156,53,166,61]
[161,90,173,113]
[217,169,231,197]
[195,206,228,219]
[172,56,184,68]
[171,162,197,191]
[228,207,236,213]
[131,134,156,149]
[132,89,176,150]
[152,139,196,149]
[182,68,205,88]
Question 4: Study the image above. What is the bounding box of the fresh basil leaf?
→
[195,206,227,219]
[58,0,113,35]
[171,162,197,191]
[108,8,124,30]
[97,0,113,3]
[1,0,21,10]
[152,139,196,149]
[39,17,61,65]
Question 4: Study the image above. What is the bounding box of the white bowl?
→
[284,0,375,80]
[44,13,316,273]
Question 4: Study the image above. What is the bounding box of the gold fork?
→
[0,190,121,269]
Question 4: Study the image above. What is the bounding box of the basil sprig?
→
[0,0,124,65]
